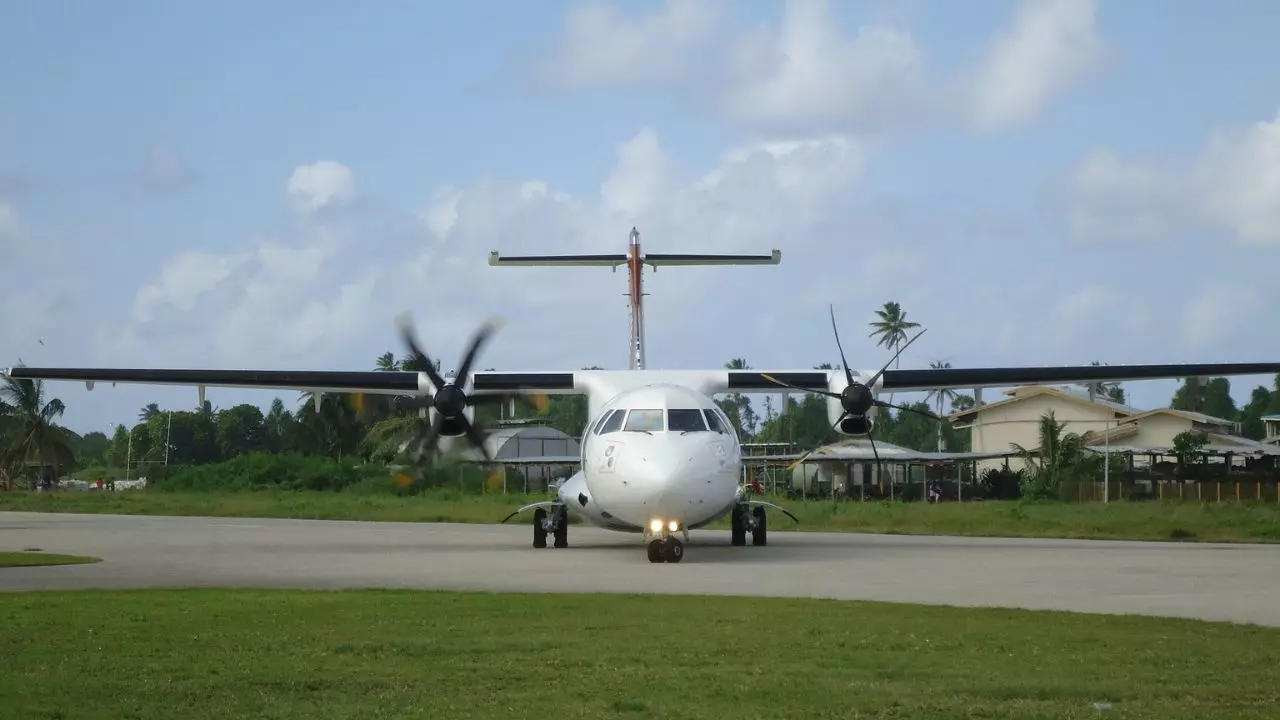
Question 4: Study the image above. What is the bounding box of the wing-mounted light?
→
[85,380,95,391]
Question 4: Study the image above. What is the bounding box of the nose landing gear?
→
[647,536,684,563]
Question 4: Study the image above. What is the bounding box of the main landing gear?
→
[532,504,568,549]
[731,502,769,547]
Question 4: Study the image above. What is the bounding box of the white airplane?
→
[6,230,1280,563]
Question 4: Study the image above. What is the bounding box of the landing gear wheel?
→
[731,506,747,547]
[662,538,684,563]
[533,508,548,549]
[751,506,768,546]
[553,507,568,549]
[647,539,664,564]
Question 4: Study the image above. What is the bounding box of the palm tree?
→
[924,360,958,451]
[868,301,922,405]
[1010,411,1102,499]
[139,403,161,423]
[1,375,77,489]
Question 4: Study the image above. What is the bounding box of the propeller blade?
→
[459,415,492,462]
[866,427,883,495]
[828,304,855,387]
[760,372,840,399]
[396,312,448,392]
[875,399,941,421]
[413,412,447,470]
[455,317,504,383]
[866,328,927,388]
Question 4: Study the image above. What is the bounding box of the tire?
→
[533,508,548,549]
[751,506,767,546]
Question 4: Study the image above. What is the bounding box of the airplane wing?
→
[1,365,581,399]
[723,362,1280,394]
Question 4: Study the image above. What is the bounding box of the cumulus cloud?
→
[1055,111,1280,246]
[715,0,932,134]
[1181,284,1264,351]
[962,0,1106,132]
[546,0,1107,136]
[537,0,724,89]
[287,160,356,215]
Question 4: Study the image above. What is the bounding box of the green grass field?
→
[5,488,1280,543]
[0,550,101,567]
[1,589,1277,719]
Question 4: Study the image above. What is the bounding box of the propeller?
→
[762,304,944,496]
[395,313,506,475]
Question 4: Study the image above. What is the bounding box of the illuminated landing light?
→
[667,520,679,532]
[649,518,663,532]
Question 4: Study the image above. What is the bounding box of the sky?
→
[2,0,1279,437]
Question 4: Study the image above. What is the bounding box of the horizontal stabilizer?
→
[488,252,627,267]
[643,251,780,266]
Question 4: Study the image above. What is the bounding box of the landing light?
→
[667,520,679,532]
[649,519,663,532]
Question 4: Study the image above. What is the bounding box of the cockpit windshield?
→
[623,409,664,433]
[667,408,707,432]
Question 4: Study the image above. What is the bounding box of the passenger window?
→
[623,409,664,432]
[598,409,626,434]
[668,409,707,432]
[702,409,726,434]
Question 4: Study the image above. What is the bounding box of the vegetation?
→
[3,589,1278,719]
[0,550,101,567]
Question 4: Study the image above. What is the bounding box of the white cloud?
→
[715,0,931,134]
[964,0,1105,132]
[533,0,1109,137]
[1056,112,1280,246]
[600,127,670,218]
[539,0,723,89]
[286,160,355,215]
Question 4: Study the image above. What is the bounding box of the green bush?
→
[154,453,385,493]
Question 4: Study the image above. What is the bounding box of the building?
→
[1264,414,1280,446]
[947,385,1137,473]
[1086,408,1280,461]
[949,386,1280,470]
[459,426,582,488]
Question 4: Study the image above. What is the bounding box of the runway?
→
[4,511,1280,626]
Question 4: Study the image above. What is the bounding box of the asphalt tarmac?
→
[3,511,1279,626]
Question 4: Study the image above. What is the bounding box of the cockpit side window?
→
[598,409,626,434]
[623,408,664,432]
[702,409,727,434]
[591,409,615,435]
[668,408,707,432]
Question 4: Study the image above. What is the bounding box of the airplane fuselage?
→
[554,382,744,538]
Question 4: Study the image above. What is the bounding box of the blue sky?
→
[2,0,1278,436]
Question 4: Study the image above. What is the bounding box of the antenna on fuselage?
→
[487,228,781,370]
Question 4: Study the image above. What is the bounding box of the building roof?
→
[1116,408,1236,428]
[948,384,1138,423]
[762,437,1019,464]
[1262,414,1280,421]
[1086,433,1280,457]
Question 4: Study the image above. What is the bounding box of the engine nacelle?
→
[836,414,874,436]
[425,404,475,437]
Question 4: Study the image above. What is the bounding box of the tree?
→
[716,358,758,440]
[1010,411,1104,500]
[1081,361,1125,405]
[1171,377,1238,422]
[868,301,921,405]
[924,360,958,451]
[1,376,77,488]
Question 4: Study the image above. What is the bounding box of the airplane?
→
[6,229,1280,563]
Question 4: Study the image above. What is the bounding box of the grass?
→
[1,589,1278,719]
[0,550,102,567]
[5,488,1280,543]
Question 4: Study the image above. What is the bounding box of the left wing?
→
[1,365,581,402]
